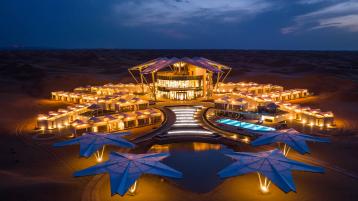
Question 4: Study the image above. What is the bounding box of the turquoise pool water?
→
[216,118,276,132]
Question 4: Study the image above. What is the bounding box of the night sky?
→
[1,0,358,50]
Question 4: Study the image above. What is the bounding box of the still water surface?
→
[148,142,236,193]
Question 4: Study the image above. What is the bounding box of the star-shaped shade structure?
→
[53,132,135,157]
[251,128,330,154]
[74,152,183,196]
[218,149,324,193]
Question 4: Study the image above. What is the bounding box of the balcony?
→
[157,86,203,92]
[157,73,203,81]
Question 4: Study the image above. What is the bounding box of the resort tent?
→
[114,91,129,96]
[218,149,324,193]
[74,152,183,196]
[88,103,102,110]
[104,115,116,121]
[71,119,84,125]
[251,128,330,154]
[53,132,134,158]
[88,116,101,123]
[88,104,103,116]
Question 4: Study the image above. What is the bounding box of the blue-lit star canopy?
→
[74,152,183,196]
[218,149,324,193]
[53,132,135,157]
[251,128,330,154]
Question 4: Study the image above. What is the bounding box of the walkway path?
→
[132,107,176,145]
[132,105,241,146]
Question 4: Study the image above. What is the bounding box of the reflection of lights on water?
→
[149,145,170,153]
[193,142,221,152]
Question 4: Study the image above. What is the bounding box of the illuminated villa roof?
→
[53,132,135,157]
[251,128,330,154]
[130,57,231,74]
[218,149,324,193]
[74,152,183,196]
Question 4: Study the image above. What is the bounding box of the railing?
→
[157,74,203,80]
[157,86,203,91]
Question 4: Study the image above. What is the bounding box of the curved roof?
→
[130,57,231,74]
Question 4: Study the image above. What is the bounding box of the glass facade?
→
[156,74,205,100]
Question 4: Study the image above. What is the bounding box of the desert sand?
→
[0,50,358,201]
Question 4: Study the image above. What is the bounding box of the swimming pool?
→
[216,118,276,132]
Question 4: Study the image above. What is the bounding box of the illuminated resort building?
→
[213,82,334,128]
[128,57,231,101]
[37,91,163,133]
[37,57,335,134]
[40,57,336,197]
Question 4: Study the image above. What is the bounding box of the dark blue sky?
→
[1,0,358,50]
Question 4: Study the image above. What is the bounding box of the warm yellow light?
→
[243,137,250,143]
[95,146,105,163]
[309,122,314,127]
[38,116,47,120]
[258,173,271,194]
[260,185,269,193]
[40,126,45,130]
[128,181,137,194]
[302,119,307,124]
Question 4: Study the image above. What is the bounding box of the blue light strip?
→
[216,118,275,131]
